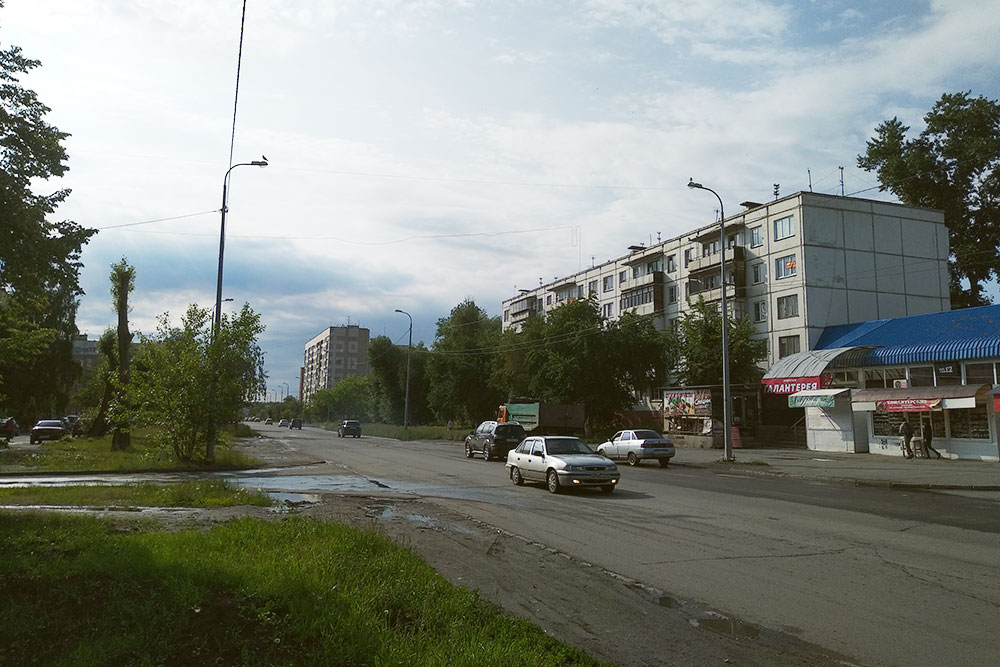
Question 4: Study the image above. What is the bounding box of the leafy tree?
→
[85,329,116,437]
[858,91,1000,308]
[109,259,134,451]
[368,336,406,423]
[131,304,266,462]
[493,298,675,433]
[306,375,373,423]
[675,298,766,386]
[0,10,97,416]
[426,299,501,424]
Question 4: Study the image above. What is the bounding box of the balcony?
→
[511,309,538,323]
[685,246,744,274]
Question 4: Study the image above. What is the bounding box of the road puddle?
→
[690,614,760,639]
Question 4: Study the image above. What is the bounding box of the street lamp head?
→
[394,309,403,314]
[687,179,703,190]
[250,159,268,167]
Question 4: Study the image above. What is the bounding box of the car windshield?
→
[37,420,63,428]
[495,424,525,438]
[344,421,359,426]
[633,430,662,440]
[545,438,593,455]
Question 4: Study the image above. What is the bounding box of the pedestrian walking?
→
[898,419,915,459]
[920,421,942,459]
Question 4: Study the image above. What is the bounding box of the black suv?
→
[289,418,303,429]
[465,421,527,461]
[338,420,361,438]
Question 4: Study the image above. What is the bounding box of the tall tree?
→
[858,91,1000,308]
[367,336,406,423]
[306,375,373,423]
[426,299,501,424]
[0,9,97,416]
[109,259,134,451]
[674,298,766,387]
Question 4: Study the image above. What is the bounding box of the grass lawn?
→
[0,513,605,666]
[0,425,261,472]
[0,480,274,508]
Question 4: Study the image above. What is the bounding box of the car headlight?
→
[564,464,585,471]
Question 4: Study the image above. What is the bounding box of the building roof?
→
[816,304,1000,368]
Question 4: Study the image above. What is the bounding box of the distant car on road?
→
[338,420,361,438]
[464,420,527,461]
[597,429,675,467]
[289,418,303,429]
[278,419,290,428]
[505,435,619,494]
[264,417,273,425]
[30,420,67,444]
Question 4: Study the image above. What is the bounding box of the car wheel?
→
[355,434,360,438]
[627,452,639,466]
[511,467,524,486]
[546,470,561,494]
[465,442,474,458]
[601,485,615,494]
[482,443,492,461]
[658,459,670,468]
[30,438,37,445]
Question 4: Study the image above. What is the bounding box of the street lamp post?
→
[206,158,268,463]
[687,179,735,462]
[394,309,412,428]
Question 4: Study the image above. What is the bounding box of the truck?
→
[500,401,584,435]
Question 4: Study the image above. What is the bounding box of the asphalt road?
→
[253,425,1000,666]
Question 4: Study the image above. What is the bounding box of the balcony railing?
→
[685,246,744,273]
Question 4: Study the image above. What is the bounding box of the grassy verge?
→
[324,422,473,442]
[0,513,605,666]
[0,480,274,508]
[0,425,261,472]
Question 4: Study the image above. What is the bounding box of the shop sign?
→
[935,362,959,379]
[875,398,941,412]
[763,374,830,395]
[788,394,836,408]
[664,389,712,416]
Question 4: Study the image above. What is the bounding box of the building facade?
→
[502,192,950,370]
[301,325,370,404]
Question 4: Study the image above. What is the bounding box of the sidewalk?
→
[674,447,1000,490]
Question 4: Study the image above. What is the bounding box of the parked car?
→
[338,420,362,438]
[278,419,290,427]
[505,435,619,494]
[465,420,527,461]
[289,418,303,429]
[30,420,67,444]
[264,417,273,425]
[597,429,676,467]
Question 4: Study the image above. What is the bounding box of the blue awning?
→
[828,337,1000,368]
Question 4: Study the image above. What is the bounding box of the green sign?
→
[788,394,836,408]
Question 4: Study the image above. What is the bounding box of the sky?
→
[3,0,999,399]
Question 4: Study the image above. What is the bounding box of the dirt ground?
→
[224,437,857,667]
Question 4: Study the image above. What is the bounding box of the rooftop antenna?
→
[773,183,780,200]
[839,166,845,196]
[591,256,595,267]
[808,168,813,192]
[657,231,662,243]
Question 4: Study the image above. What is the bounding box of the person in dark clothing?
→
[920,421,941,459]
[899,419,915,459]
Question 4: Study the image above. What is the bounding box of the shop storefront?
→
[787,388,859,452]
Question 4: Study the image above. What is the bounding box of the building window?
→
[503,310,509,322]
[753,300,767,323]
[602,275,614,292]
[647,258,662,273]
[774,254,797,279]
[619,270,627,283]
[750,226,763,247]
[965,362,995,385]
[773,215,795,240]
[666,254,676,272]
[588,280,598,295]
[908,366,934,386]
[632,266,641,279]
[776,294,798,319]
[778,335,800,358]
[669,317,679,331]
[752,262,766,284]
[668,285,677,304]
[949,405,991,439]
[619,286,655,310]
[702,239,720,257]
[578,285,585,299]
[602,302,613,318]
[546,295,552,305]
[684,248,693,267]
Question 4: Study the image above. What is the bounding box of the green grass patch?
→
[0,513,605,666]
[323,422,475,442]
[0,480,274,508]
[0,426,261,473]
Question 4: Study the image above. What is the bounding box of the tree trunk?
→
[111,269,132,451]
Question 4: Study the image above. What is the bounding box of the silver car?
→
[597,429,675,467]
[505,436,620,494]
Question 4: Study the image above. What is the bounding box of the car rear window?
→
[633,430,662,440]
[495,424,525,438]
[345,421,360,426]
[38,421,63,428]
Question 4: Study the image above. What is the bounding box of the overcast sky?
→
[4,0,999,399]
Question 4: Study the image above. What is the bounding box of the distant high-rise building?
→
[301,325,370,404]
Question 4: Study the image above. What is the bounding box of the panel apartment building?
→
[301,325,370,404]
[501,192,950,371]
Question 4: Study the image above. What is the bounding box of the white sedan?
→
[505,436,620,494]
[597,429,675,467]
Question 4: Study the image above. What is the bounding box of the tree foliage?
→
[674,298,766,387]
[858,91,1000,308]
[306,375,373,423]
[131,304,266,461]
[493,298,675,432]
[367,335,429,425]
[0,17,96,416]
[425,299,501,424]
[109,259,135,451]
